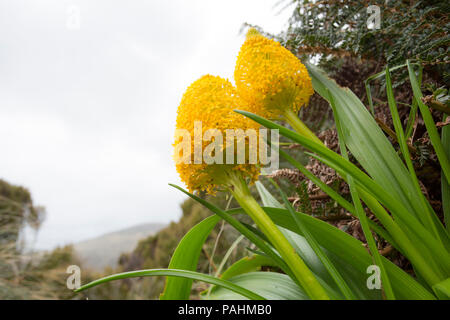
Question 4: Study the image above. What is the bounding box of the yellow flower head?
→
[174,75,260,194]
[234,28,314,118]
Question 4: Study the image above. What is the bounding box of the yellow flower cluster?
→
[174,75,260,194]
[174,29,314,194]
[234,29,314,118]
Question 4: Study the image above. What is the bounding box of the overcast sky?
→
[0,0,293,250]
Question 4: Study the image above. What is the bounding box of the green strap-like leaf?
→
[208,272,309,300]
[432,278,450,300]
[76,269,265,300]
[407,60,450,184]
[307,62,443,232]
[235,109,450,282]
[229,207,436,300]
[442,120,450,232]
[328,89,394,299]
[386,66,442,243]
[278,148,397,248]
[219,255,278,281]
[160,214,220,300]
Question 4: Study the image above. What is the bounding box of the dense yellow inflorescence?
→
[234,29,314,118]
[174,75,260,194]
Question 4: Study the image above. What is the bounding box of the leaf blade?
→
[76,269,265,300]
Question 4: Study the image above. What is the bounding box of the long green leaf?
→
[432,278,450,300]
[307,62,441,231]
[281,142,436,280]
[236,109,449,270]
[407,60,450,184]
[208,272,309,300]
[405,65,422,139]
[219,255,278,281]
[309,151,448,283]
[160,214,220,299]
[255,181,283,209]
[442,120,450,232]
[215,235,246,278]
[229,207,436,300]
[329,89,394,299]
[385,66,444,243]
[236,109,450,282]
[364,63,417,118]
[278,148,398,248]
[75,269,265,300]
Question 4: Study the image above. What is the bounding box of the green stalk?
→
[283,109,323,145]
[169,183,295,281]
[365,79,375,116]
[269,178,357,300]
[226,172,330,300]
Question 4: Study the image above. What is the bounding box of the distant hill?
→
[73,223,165,271]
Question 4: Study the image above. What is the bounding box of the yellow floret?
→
[234,28,314,119]
[174,75,260,194]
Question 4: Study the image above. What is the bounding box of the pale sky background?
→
[0,0,293,250]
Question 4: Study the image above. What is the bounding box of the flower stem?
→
[283,109,323,145]
[227,172,330,300]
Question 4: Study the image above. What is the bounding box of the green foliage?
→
[281,0,449,83]
[233,61,449,297]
